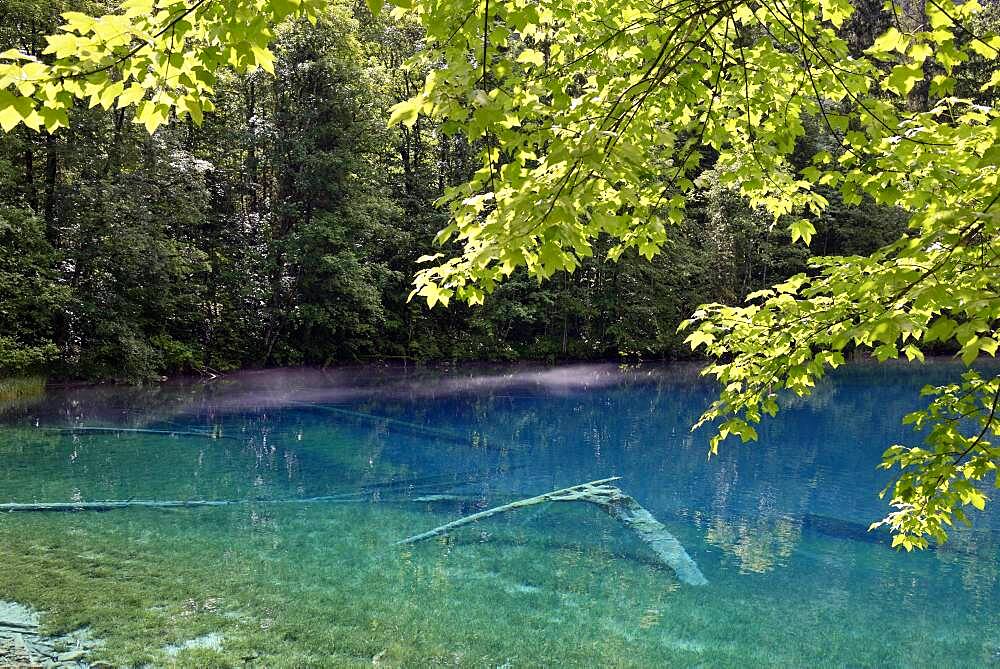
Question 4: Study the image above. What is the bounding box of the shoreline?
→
[21,350,984,391]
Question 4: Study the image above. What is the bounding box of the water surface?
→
[0,362,997,667]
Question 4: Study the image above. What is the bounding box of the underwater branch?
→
[396,477,709,586]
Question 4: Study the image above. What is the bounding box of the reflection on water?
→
[705,515,802,575]
[0,361,998,663]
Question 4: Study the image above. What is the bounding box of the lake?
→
[0,362,997,667]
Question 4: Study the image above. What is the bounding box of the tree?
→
[0,203,65,375]
[1,0,998,546]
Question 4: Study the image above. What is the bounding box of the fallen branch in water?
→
[0,494,363,513]
[38,426,239,440]
[0,492,484,513]
[396,477,708,586]
[0,465,510,513]
[292,402,474,446]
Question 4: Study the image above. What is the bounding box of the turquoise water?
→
[0,362,998,666]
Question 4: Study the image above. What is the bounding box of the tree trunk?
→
[23,143,37,212]
[901,0,929,112]
[43,131,57,246]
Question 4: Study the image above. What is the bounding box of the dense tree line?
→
[0,0,905,381]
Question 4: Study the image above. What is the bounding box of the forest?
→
[0,0,911,382]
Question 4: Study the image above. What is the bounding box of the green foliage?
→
[870,370,1000,549]
[0,339,58,376]
[387,0,999,310]
[0,205,65,375]
[0,0,331,133]
[678,177,1000,542]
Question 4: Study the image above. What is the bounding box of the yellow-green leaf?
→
[789,219,816,245]
[388,99,419,128]
[516,49,545,67]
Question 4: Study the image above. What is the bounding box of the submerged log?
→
[0,468,508,513]
[0,495,359,513]
[0,492,487,514]
[396,477,708,586]
[39,426,238,440]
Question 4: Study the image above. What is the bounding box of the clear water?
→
[0,362,998,667]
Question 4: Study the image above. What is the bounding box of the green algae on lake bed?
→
[0,502,997,668]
